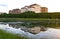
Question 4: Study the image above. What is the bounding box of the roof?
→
[30,4,40,6]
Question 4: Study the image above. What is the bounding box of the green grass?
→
[0,30,28,39]
[0,18,60,22]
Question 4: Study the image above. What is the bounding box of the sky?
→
[0,0,60,13]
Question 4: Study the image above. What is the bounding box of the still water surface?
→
[0,22,60,39]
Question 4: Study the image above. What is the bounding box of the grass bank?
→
[0,18,59,22]
[0,30,28,39]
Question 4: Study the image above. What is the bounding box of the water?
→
[0,22,60,39]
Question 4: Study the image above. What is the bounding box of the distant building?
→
[9,9,21,14]
[9,4,48,14]
[21,6,29,13]
[41,7,48,13]
[21,4,41,13]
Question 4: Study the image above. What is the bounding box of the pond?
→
[0,22,60,39]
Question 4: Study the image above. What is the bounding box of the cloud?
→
[0,4,8,7]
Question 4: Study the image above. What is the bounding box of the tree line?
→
[0,11,60,19]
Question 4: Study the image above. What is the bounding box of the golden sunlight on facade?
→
[41,7,48,13]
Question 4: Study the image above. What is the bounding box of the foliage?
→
[0,11,60,19]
